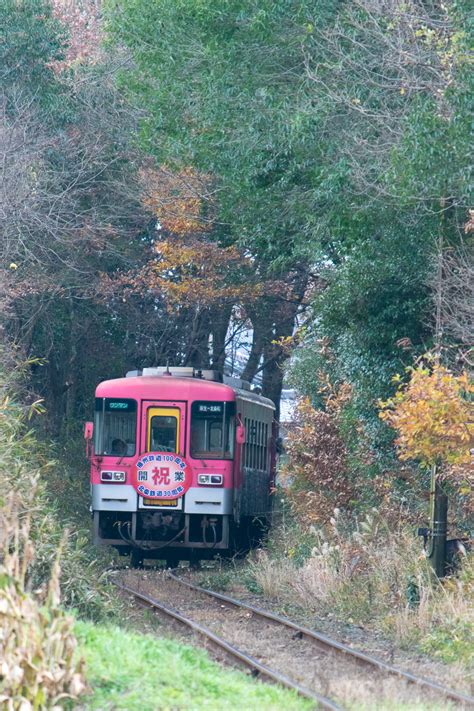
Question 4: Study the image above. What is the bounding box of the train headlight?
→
[101,471,126,483]
[198,474,223,486]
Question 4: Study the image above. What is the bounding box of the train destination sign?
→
[132,452,191,499]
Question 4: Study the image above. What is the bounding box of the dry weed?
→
[252,511,474,665]
[0,495,86,709]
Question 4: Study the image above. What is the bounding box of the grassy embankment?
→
[76,620,310,710]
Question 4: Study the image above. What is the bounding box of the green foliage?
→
[288,222,434,490]
[420,620,474,666]
[318,231,432,372]
[197,568,234,592]
[106,0,471,426]
[419,555,474,665]
[76,619,312,710]
[0,0,65,98]
[105,0,338,266]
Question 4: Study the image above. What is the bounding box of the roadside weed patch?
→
[419,619,474,665]
[246,515,474,669]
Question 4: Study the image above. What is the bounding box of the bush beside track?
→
[199,507,474,671]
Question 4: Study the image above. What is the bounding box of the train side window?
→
[262,423,266,470]
[255,421,259,470]
[247,419,251,468]
[256,421,260,469]
[191,401,235,460]
[253,420,258,469]
[237,415,271,471]
[252,420,257,469]
[250,419,255,468]
[244,417,250,467]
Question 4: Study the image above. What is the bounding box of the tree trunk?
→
[211,305,232,375]
[241,313,266,383]
[185,310,211,368]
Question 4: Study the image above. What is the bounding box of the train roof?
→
[95,375,275,411]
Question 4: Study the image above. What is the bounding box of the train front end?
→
[85,369,240,564]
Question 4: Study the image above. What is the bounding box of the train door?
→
[140,402,186,456]
[137,402,187,518]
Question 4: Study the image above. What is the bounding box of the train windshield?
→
[190,401,235,460]
[94,398,137,456]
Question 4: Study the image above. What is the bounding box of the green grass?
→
[419,619,474,666]
[75,621,313,710]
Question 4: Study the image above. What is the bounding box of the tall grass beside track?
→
[247,512,474,669]
[0,369,117,621]
[0,369,88,706]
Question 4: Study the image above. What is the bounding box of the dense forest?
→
[2,0,472,528]
[0,0,472,707]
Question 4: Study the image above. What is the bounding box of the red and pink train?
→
[85,367,276,565]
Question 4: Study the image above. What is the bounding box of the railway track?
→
[116,571,474,710]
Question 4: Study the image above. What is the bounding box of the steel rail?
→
[169,571,474,708]
[115,580,342,711]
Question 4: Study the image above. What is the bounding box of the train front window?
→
[150,415,178,452]
[94,398,137,456]
[191,401,235,460]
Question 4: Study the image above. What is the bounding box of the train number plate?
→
[143,498,178,507]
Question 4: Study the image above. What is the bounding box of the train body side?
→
[87,373,275,558]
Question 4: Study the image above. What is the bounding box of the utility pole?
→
[426,463,447,578]
[425,208,448,578]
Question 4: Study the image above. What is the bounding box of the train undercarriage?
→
[93,509,266,566]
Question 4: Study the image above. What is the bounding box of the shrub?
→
[379,360,473,466]
[281,393,354,527]
[0,363,118,622]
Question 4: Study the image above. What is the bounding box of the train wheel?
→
[130,549,144,568]
[164,553,180,569]
[188,557,201,570]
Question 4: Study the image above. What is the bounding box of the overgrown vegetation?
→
[0,0,472,701]
[251,513,474,667]
[0,501,85,708]
[0,366,88,706]
[0,362,118,621]
[199,510,473,669]
[273,359,473,664]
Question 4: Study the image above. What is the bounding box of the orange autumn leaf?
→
[100,237,264,310]
[139,166,212,235]
[379,360,474,466]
